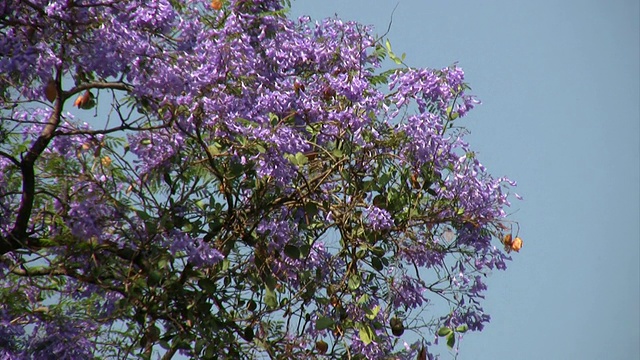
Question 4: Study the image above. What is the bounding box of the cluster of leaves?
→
[0,0,520,359]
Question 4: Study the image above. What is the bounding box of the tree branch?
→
[1,75,63,255]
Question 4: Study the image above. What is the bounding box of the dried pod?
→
[211,0,222,10]
[390,317,405,337]
[322,85,336,100]
[315,340,328,354]
[44,80,57,102]
[294,81,305,96]
[502,233,513,246]
[511,237,523,252]
[74,90,95,109]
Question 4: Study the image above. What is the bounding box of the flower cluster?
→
[365,205,395,231]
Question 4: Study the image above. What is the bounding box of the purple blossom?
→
[128,129,185,174]
[401,239,445,268]
[26,320,97,359]
[393,276,427,309]
[0,309,24,355]
[66,186,115,242]
[167,230,224,267]
[365,206,394,231]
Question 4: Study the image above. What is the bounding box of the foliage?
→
[0,0,521,358]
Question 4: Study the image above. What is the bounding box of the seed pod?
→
[511,237,523,252]
[100,156,112,167]
[502,233,513,246]
[390,317,405,337]
[243,325,254,342]
[294,81,305,96]
[211,0,222,10]
[74,90,95,109]
[322,85,336,100]
[417,344,427,360]
[44,80,57,102]
[315,340,328,354]
[410,172,421,189]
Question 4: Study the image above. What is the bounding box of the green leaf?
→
[147,270,163,286]
[356,294,370,305]
[446,332,456,348]
[304,202,318,217]
[379,172,392,187]
[207,144,221,155]
[365,305,380,320]
[437,327,452,337]
[455,324,468,333]
[359,324,375,345]
[371,256,383,271]
[235,117,258,128]
[295,152,308,165]
[385,39,393,52]
[195,200,206,210]
[136,210,151,221]
[370,246,385,257]
[221,259,230,271]
[315,316,334,330]
[284,244,300,259]
[265,287,277,309]
[299,244,311,258]
[264,275,277,291]
[198,279,216,294]
[348,274,361,290]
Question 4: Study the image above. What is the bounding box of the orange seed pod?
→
[74,90,92,108]
[502,233,513,246]
[211,0,223,10]
[511,237,523,252]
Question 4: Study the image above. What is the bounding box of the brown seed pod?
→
[390,317,405,337]
[44,80,57,102]
[294,81,305,96]
[322,85,336,101]
[315,340,328,354]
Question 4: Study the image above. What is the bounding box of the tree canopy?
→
[0,0,522,358]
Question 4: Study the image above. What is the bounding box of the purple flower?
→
[167,230,224,267]
[365,206,394,231]
[26,320,97,359]
[66,185,115,243]
[393,276,427,309]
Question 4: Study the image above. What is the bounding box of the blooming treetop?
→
[0,0,522,358]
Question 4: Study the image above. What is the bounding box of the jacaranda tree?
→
[0,0,523,358]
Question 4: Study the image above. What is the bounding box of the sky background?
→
[288,1,640,359]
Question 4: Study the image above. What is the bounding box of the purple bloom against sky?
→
[365,205,394,231]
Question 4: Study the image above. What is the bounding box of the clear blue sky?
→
[290,1,640,359]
